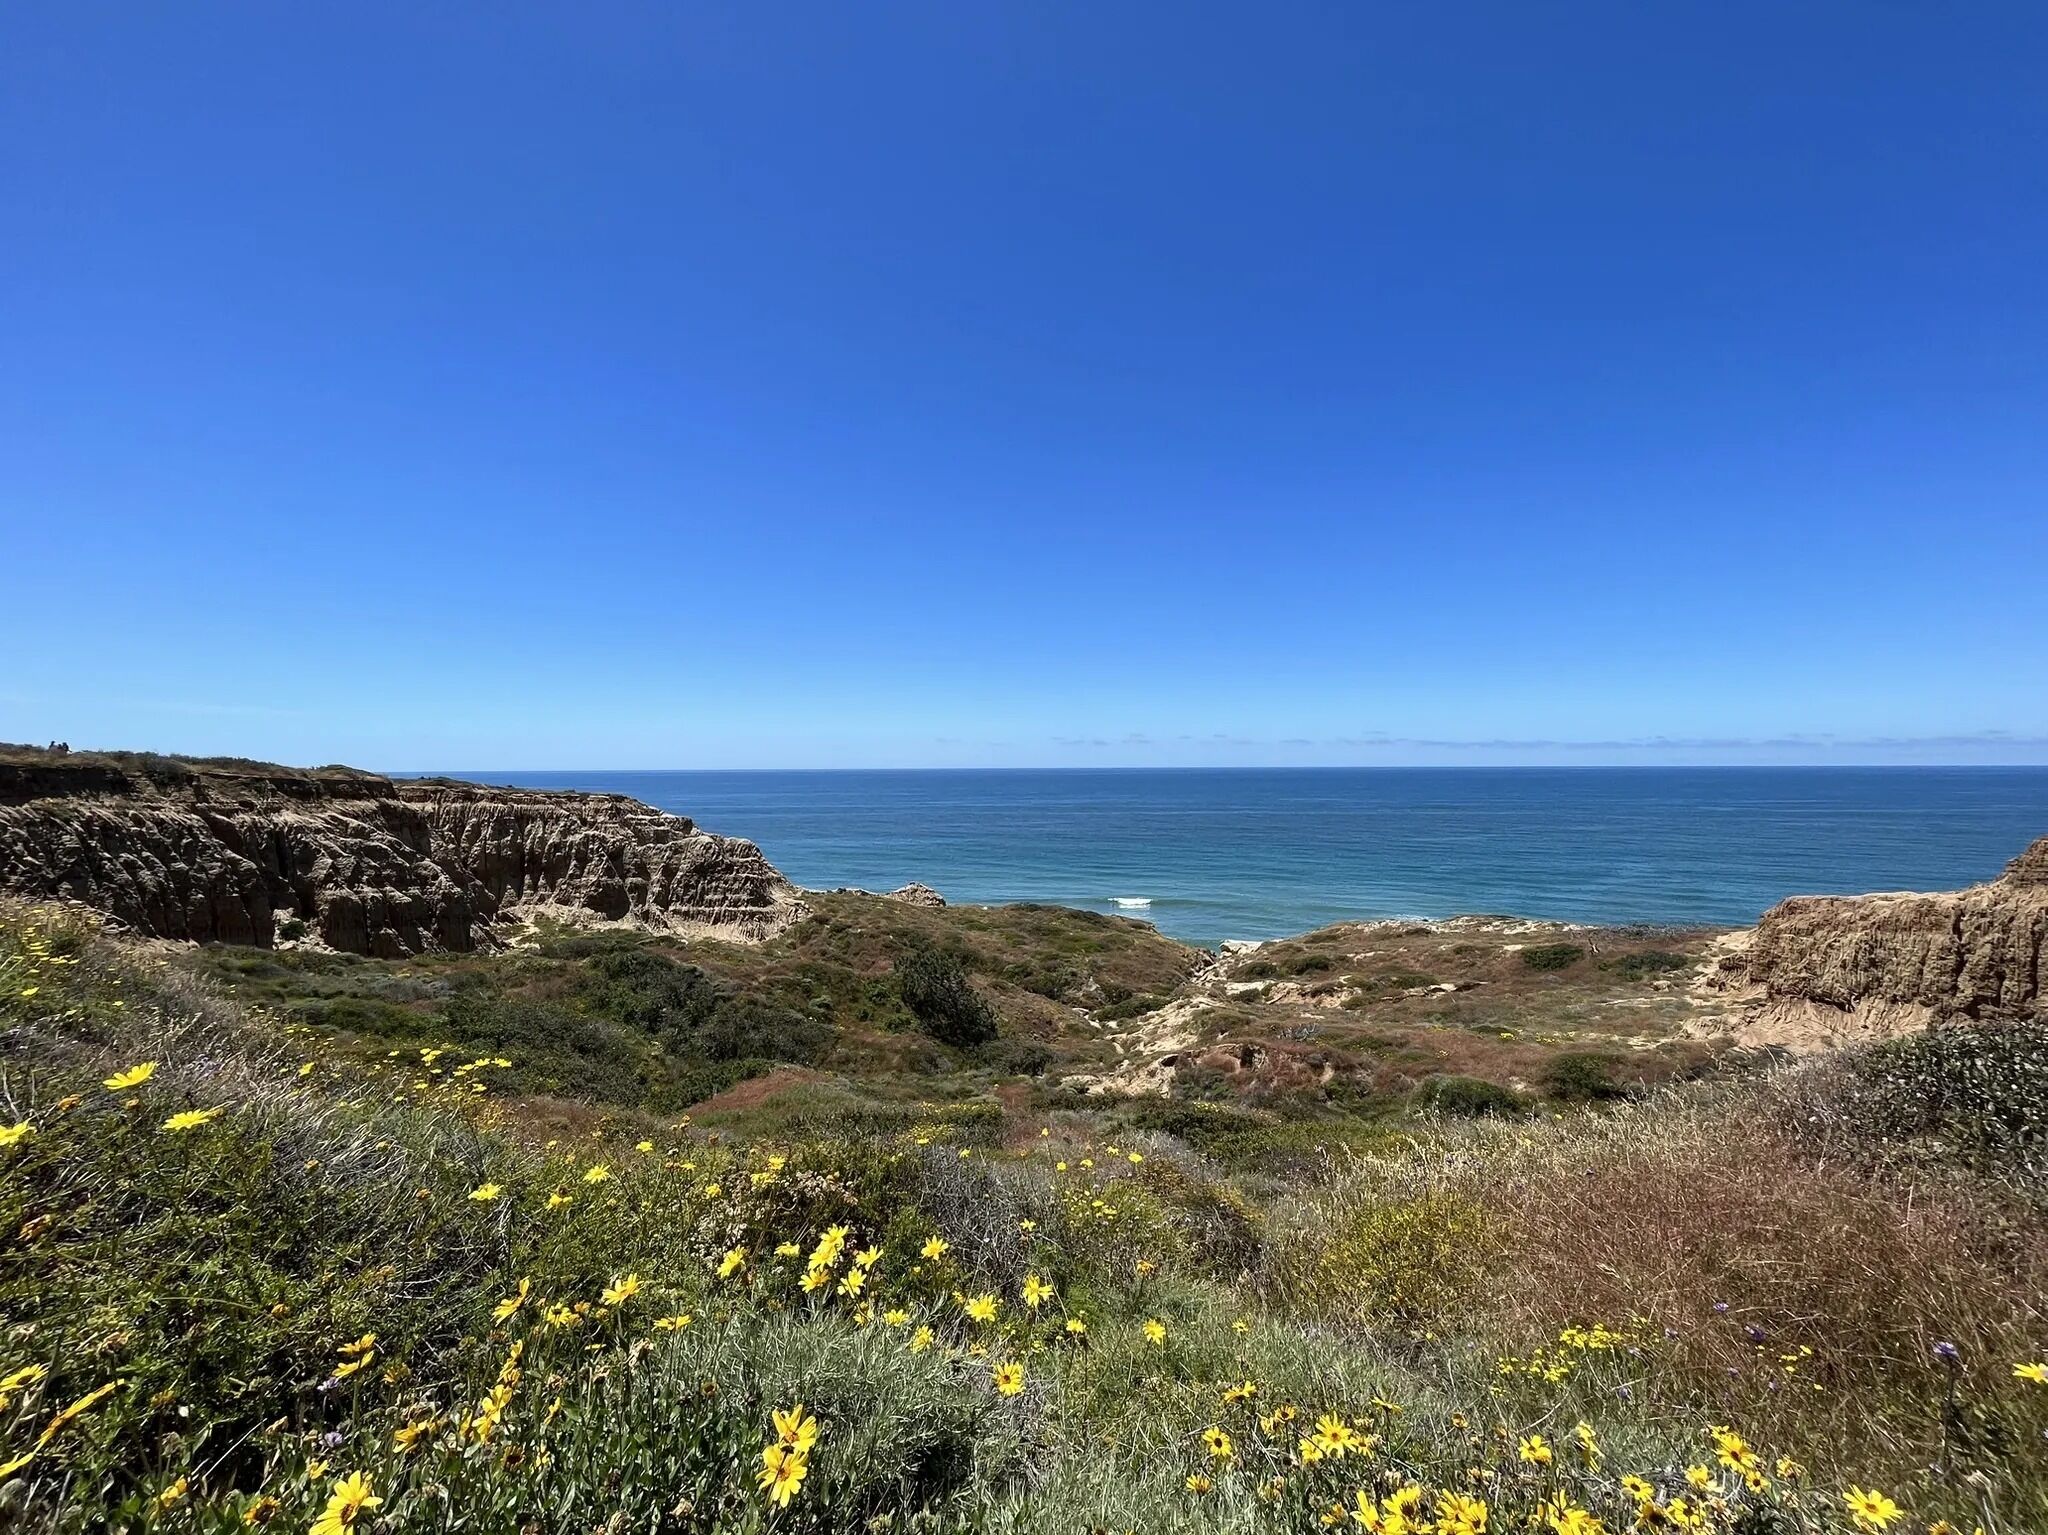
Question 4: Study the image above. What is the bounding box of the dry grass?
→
[1264,1066,2048,1503]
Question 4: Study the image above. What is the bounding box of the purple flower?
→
[1934,1341,1960,1364]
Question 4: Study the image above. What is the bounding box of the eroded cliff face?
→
[1734,837,2047,1049]
[0,755,803,956]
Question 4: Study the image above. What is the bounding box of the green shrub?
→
[934,1099,1006,1144]
[896,944,998,1046]
[669,1055,777,1107]
[1094,992,1165,1022]
[1001,959,1083,1001]
[975,1037,1055,1077]
[1784,1024,2048,1204]
[1415,1074,1526,1118]
[1519,942,1585,972]
[577,948,831,1065]
[1599,949,1692,980]
[1542,1050,1624,1102]
[1127,1099,1271,1152]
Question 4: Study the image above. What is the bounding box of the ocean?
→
[426,767,2048,945]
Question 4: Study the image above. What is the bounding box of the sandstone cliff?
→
[1733,837,2047,1049]
[0,751,803,956]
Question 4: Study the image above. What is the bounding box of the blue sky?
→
[3,2,2045,768]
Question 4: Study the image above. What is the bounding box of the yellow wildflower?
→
[104,1062,157,1091]
[162,1108,221,1132]
[310,1471,381,1535]
[1842,1487,1902,1531]
[1313,1414,1363,1456]
[393,1417,440,1452]
[992,1358,1025,1396]
[772,1403,821,1454]
[492,1278,531,1322]
[758,1443,808,1506]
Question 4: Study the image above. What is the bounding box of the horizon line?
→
[392,760,2048,776]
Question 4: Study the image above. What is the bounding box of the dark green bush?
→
[1542,1050,1624,1101]
[577,948,832,1065]
[896,944,998,1046]
[294,994,422,1037]
[1095,992,1166,1022]
[1600,949,1692,980]
[667,1055,776,1109]
[1520,942,1586,972]
[1001,959,1083,1001]
[1129,1098,1272,1152]
[1415,1074,1527,1118]
[975,1036,1055,1076]
[441,993,656,1105]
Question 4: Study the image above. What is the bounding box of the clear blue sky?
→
[4,3,2045,768]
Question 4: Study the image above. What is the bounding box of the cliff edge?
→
[0,748,804,955]
[1732,836,2047,1049]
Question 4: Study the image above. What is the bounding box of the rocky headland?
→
[0,748,803,956]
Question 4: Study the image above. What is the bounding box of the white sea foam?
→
[1109,896,1152,908]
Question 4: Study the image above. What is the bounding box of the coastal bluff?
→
[1735,835,2048,1046]
[0,749,803,956]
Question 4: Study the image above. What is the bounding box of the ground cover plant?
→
[0,900,2043,1533]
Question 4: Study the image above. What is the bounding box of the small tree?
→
[897,943,998,1046]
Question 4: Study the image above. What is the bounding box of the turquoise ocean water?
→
[424,768,2048,946]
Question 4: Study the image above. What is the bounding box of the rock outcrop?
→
[886,882,947,908]
[1736,837,2047,1049]
[0,751,804,956]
